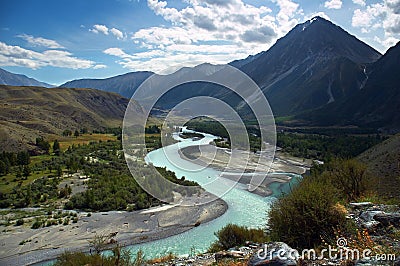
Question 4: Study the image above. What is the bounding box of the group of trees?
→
[0,151,30,176]
[63,140,198,212]
[62,129,80,137]
[36,137,50,153]
[276,133,385,161]
[145,125,161,134]
[0,176,62,208]
[35,137,60,155]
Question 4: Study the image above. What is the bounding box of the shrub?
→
[268,178,347,249]
[54,241,140,266]
[15,219,24,226]
[208,224,268,252]
[31,220,42,229]
[327,159,369,201]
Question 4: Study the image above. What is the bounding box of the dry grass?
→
[53,134,117,151]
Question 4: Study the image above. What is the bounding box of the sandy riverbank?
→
[0,191,227,266]
[179,144,312,196]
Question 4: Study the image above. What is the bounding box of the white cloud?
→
[0,41,97,69]
[351,4,385,29]
[17,34,64,49]
[351,0,400,52]
[90,24,125,40]
[352,0,366,6]
[110,28,124,39]
[113,0,303,73]
[90,24,109,35]
[374,35,399,49]
[93,64,107,69]
[273,0,304,34]
[324,0,342,9]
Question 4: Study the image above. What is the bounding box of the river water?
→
[121,130,300,258]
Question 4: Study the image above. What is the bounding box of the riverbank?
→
[0,191,227,266]
[179,144,311,196]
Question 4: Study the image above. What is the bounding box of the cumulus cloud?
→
[90,24,109,35]
[273,0,304,33]
[324,0,342,9]
[351,0,400,51]
[110,28,124,39]
[17,34,64,49]
[352,0,366,6]
[109,0,301,73]
[0,41,98,69]
[104,46,248,74]
[90,24,125,39]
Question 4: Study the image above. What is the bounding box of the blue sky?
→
[0,0,399,85]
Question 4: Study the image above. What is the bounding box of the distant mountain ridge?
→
[61,71,153,99]
[0,68,53,88]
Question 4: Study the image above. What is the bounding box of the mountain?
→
[0,68,53,87]
[60,71,153,99]
[298,41,400,131]
[0,85,143,151]
[235,16,381,116]
[58,17,381,119]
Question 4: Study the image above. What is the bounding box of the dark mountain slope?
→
[237,16,381,115]
[298,42,400,131]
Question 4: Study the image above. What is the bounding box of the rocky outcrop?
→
[247,242,297,266]
[348,202,400,230]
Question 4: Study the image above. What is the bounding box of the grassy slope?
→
[358,134,400,200]
[0,85,142,151]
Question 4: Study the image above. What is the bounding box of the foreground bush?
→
[268,178,347,249]
[54,246,144,266]
[209,224,268,252]
[326,159,369,201]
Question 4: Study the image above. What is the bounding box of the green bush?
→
[54,246,143,266]
[208,224,268,252]
[268,178,347,249]
[15,219,24,226]
[326,159,369,201]
[31,219,42,229]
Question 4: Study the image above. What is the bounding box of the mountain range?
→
[0,68,53,88]
[1,16,399,131]
[61,71,153,99]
